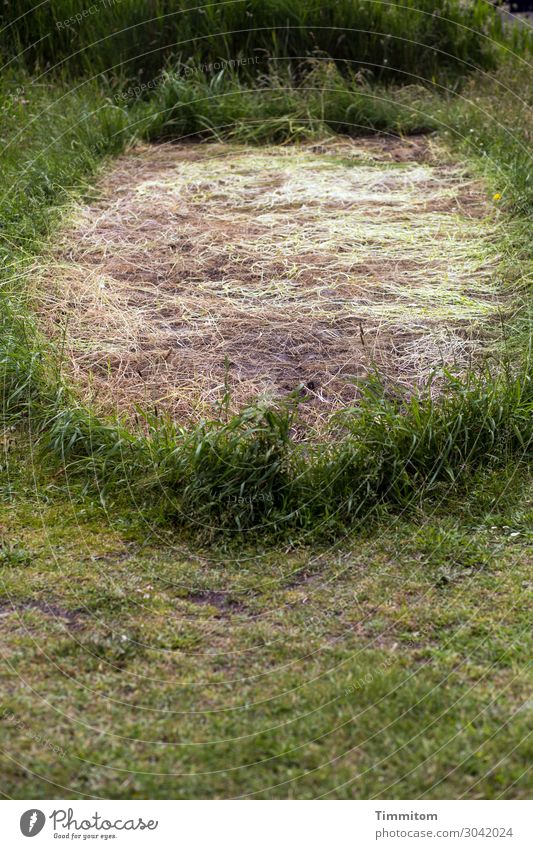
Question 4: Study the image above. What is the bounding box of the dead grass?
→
[33,136,506,428]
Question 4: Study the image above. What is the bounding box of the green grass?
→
[137,59,439,141]
[0,71,131,261]
[0,4,531,799]
[0,444,531,798]
[29,367,530,540]
[1,0,515,84]
[0,54,531,539]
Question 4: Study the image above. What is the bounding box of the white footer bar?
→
[3,799,532,848]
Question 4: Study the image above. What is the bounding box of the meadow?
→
[0,0,531,799]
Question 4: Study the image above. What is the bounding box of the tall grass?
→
[2,291,530,538]
[1,0,511,83]
[0,72,131,266]
[443,60,533,216]
[24,364,531,537]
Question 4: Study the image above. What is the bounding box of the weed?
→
[0,542,32,568]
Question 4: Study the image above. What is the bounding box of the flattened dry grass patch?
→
[34,137,506,429]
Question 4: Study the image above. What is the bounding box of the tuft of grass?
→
[0,72,131,264]
[0,542,32,567]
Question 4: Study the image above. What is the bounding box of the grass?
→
[33,138,507,427]
[0,53,531,538]
[2,0,515,84]
[0,355,526,540]
[0,443,531,798]
[0,2,531,799]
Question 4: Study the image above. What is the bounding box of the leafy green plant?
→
[0,542,32,567]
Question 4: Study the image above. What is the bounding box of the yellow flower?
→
[493,192,502,201]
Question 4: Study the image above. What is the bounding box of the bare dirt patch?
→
[0,599,85,630]
[34,137,503,427]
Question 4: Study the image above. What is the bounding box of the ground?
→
[34,137,505,428]
[2,80,531,799]
[1,440,531,799]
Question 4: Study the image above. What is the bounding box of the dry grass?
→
[34,136,506,427]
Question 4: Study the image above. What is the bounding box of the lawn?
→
[0,0,531,799]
